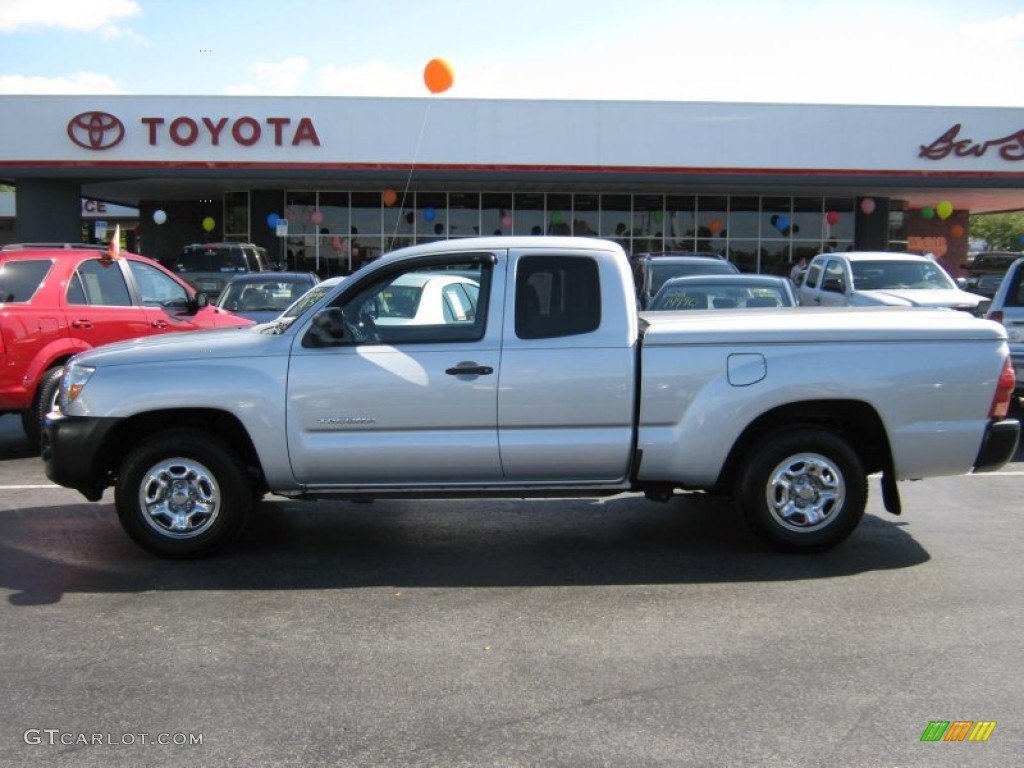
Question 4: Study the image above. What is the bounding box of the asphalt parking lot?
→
[1,412,1022,767]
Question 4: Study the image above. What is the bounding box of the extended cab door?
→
[800,256,849,307]
[286,252,503,486]
[497,250,637,482]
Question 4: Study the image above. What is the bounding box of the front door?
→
[286,253,504,486]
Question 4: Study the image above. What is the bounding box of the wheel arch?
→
[94,409,266,494]
[716,399,892,491]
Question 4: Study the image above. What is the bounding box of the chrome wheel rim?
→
[138,458,221,539]
[765,452,844,533]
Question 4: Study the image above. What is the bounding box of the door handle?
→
[151,320,169,328]
[70,319,93,329]
[445,364,493,376]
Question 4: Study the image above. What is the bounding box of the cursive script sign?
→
[919,123,1024,161]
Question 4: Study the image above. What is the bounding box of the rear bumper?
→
[973,418,1021,473]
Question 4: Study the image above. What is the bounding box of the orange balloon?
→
[708,219,724,235]
[950,224,965,238]
[382,188,398,206]
[423,58,455,94]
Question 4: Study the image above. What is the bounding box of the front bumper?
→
[42,412,120,500]
[973,418,1021,473]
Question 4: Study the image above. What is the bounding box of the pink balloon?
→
[500,215,512,229]
[860,198,876,215]
[310,210,324,225]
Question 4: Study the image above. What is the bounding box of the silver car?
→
[985,256,1024,393]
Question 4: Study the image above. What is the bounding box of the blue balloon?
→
[775,215,790,232]
[423,206,437,222]
[267,212,280,229]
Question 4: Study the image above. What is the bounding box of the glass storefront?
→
[265,190,857,277]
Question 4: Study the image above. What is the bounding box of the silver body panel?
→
[63,237,1011,495]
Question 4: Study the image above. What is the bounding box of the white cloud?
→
[0,72,126,94]
[317,61,421,97]
[0,0,140,34]
[962,12,1024,43]
[224,56,310,95]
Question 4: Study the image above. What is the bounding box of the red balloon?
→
[825,211,840,226]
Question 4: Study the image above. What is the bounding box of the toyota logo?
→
[67,111,125,150]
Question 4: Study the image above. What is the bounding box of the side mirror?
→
[185,291,209,314]
[822,276,846,294]
[302,307,347,347]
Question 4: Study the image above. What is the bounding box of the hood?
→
[71,325,275,367]
[853,288,986,309]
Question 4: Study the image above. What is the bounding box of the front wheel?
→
[115,429,253,558]
[22,366,64,450]
[736,428,866,553]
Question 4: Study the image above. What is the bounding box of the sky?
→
[1,0,1024,106]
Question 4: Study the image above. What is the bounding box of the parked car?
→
[961,250,1021,298]
[647,274,797,311]
[0,242,253,446]
[798,251,987,314]
[370,272,479,327]
[631,251,741,309]
[172,242,271,300]
[216,272,320,323]
[985,256,1024,395]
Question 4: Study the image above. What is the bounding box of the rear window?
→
[650,261,736,294]
[0,259,53,303]
[176,248,248,273]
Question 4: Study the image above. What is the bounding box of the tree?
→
[968,212,1024,251]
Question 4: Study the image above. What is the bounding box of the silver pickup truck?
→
[42,236,1020,558]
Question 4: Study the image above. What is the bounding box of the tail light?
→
[990,357,1016,419]
[989,310,1004,323]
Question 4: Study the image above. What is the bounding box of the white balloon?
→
[153,209,167,225]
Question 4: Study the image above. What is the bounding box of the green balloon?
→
[653,210,664,223]
[550,211,563,225]
[921,207,935,220]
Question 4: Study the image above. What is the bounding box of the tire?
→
[736,428,867,553]
[22,366,63,450]
[114,429,253,558]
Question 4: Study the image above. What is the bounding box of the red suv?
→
[1,243,253,446]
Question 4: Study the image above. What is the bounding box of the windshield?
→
[650,261,736,294]
[851,260,956,290]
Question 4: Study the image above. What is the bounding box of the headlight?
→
[59,364,95,410]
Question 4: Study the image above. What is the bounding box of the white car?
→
[985,256,1024,394]
[371,272,479,326]
[798,251,987,314]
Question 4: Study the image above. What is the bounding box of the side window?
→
[67,259,132,306]
[0,259,53,303]
[804,263,823,289]
[305,256,491,347]
[126,260,191,308]
[515,255,601,340]
[822,259,846,292]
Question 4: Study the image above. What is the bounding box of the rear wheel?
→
[22,366,63,450]
[736,428,866,552]
[115,429,252,558]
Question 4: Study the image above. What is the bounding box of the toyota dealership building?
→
[1,95,1023,276]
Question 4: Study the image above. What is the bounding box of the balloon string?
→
[390,100,432,251]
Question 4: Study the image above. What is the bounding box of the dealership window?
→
[666,195,696,251]
[574,194,600,237]
[482,193,513,236]
[600,194,631,251]
[449,192,480,238]
[696,196,728,255]
[514,193,545,236]
[223,191,249,241]
[277,189,861,276]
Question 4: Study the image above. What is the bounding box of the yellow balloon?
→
[936,200,953,220]
[202,216,216,232]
